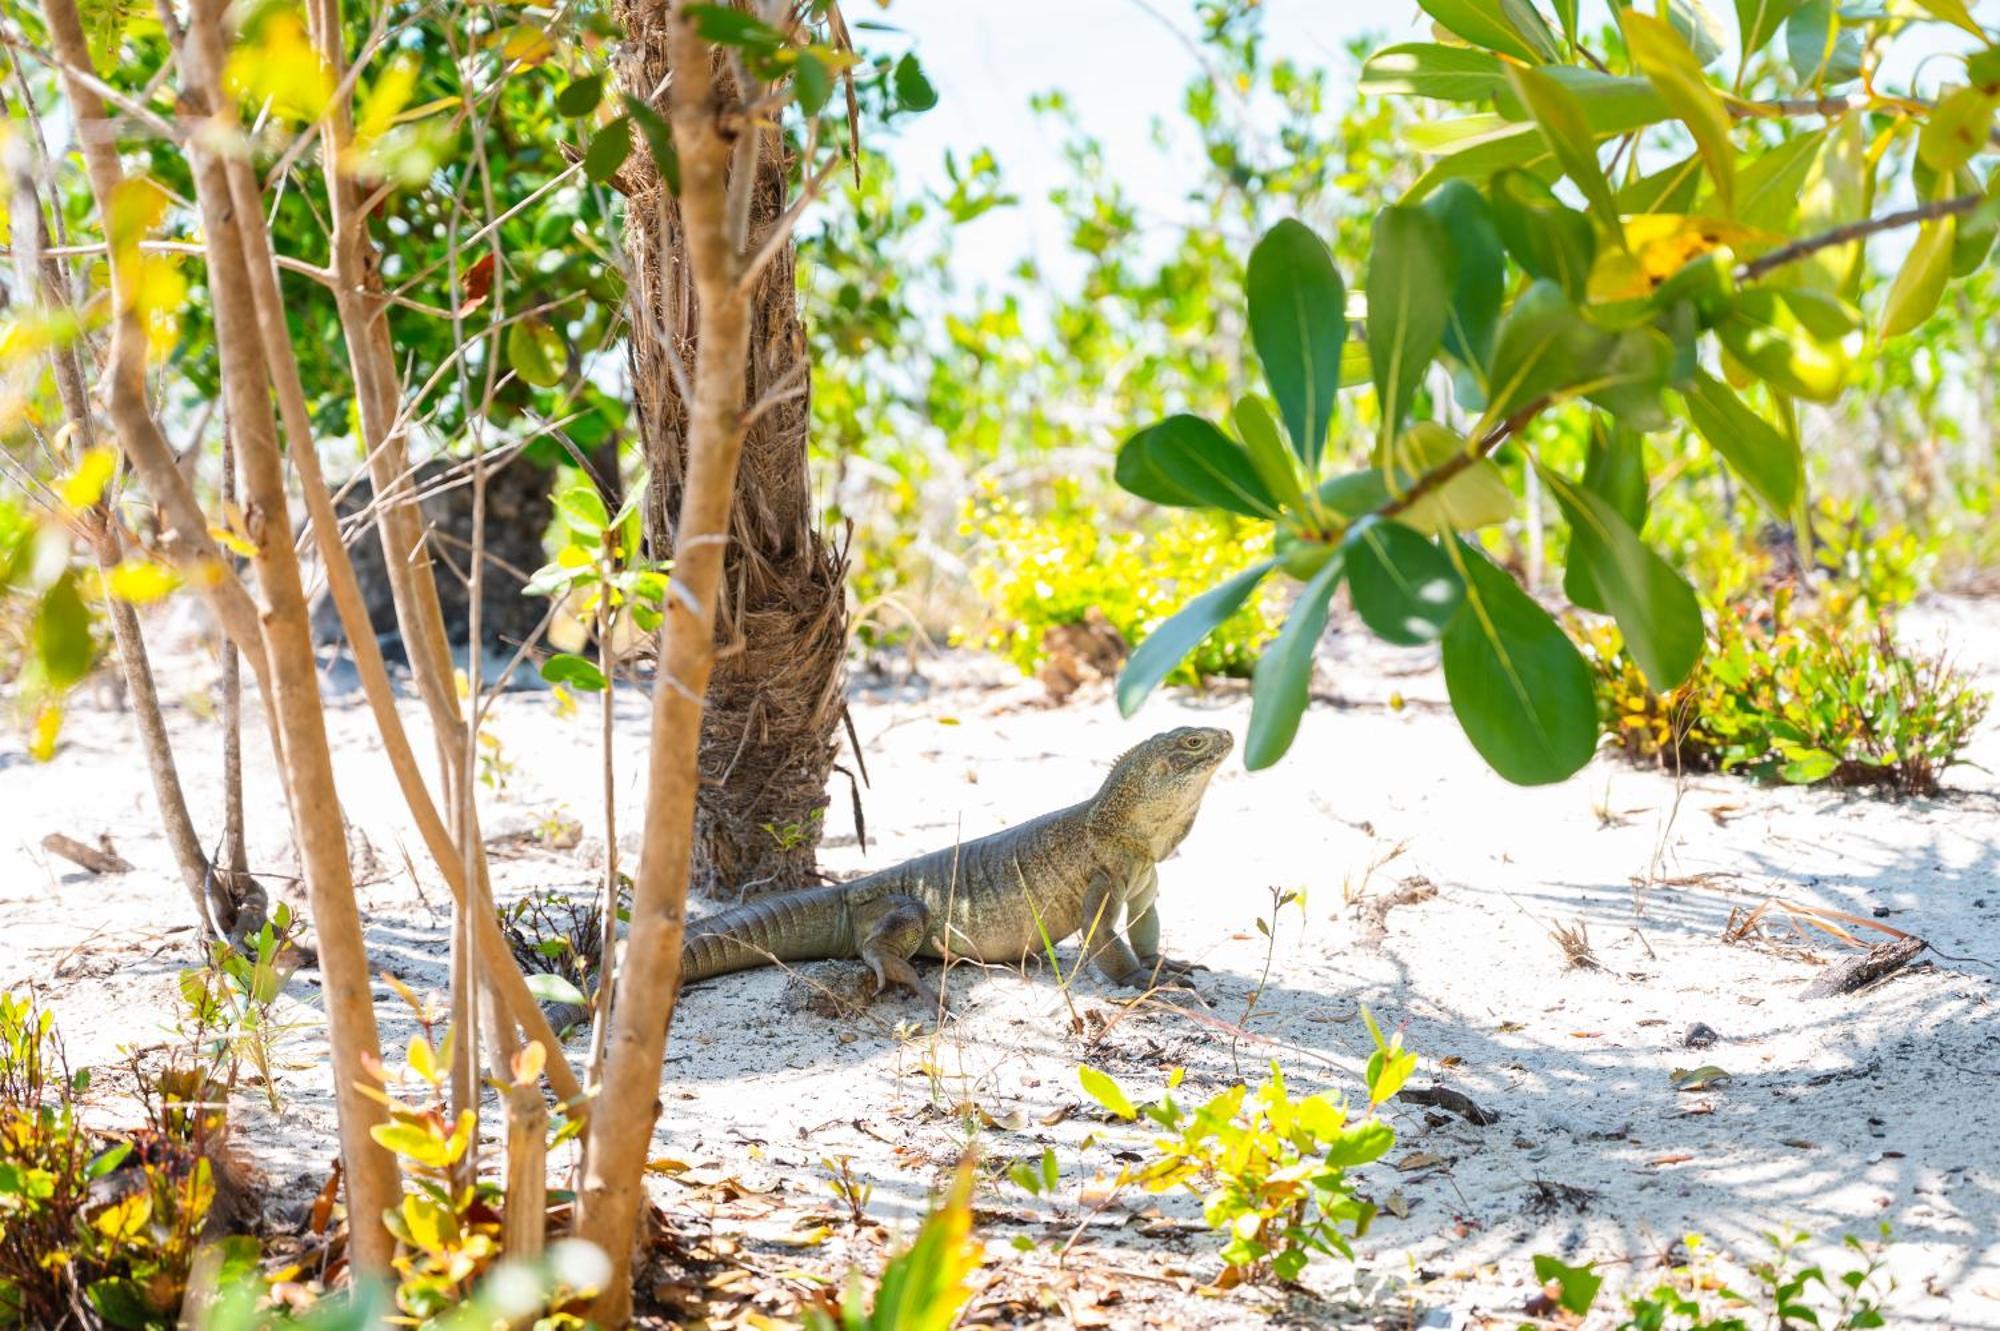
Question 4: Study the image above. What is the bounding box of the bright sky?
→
[872,0,1392,290]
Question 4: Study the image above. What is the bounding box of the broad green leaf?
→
[1326,1119,1396,1167]
[1117,561,1276,717]
[1713,294,1848,402]
[522,972,589,1007]
[1910,0,1985,36]
[1232,397,1306,512]
[541,652,607,692]
[1482,281,1676,429]
[1421,181,1504,375]
[1417,0,1559,64]
[1115,415,1277,518]
[1880,216,1957,337]
[33,572,93,689]
[1367,206,1454,440]
[684,3,785,50]
[1317,468,1392,518]
[1383,421,1515,533]
[1343,518,1465,646]
[557,74,603,117]
[1919,86,1998,175]
[1533,1256,1605,1317]
[1358,43,1507,102]
[1665,0,1729,66]
[1735,0,1804,67]
[1405,121,1557,200]
[1735,128,1827,233]
[507,317,567,388]
[1771,286,1859,340]
[1491,170,1596,299]
[1542,466,1704,690]
[556,482,609,536]
[1245,553,1344,770]
[1623,11,1736,215]
[583,116,632,184]
[1246,219,1345,466]
[1680,369,1801,512]
[1505,67,1623,241]
[1079,1066,1136,1119]
[893,53,938,112]
[1489,68,1672,135]
[1580,416,1648,531]
[1786,1,1860,86]
[1618,153,1704,215]
[1440,540,1599,786]
[794,51,832,115]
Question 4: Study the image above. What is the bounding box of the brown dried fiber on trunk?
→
[621,20,848,897]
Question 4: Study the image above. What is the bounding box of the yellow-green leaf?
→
[1078,1066,1137,1120]
[1910,0,1984,36]
[59,447,117,511]
[107,560,177,604]
[1880,216,1956,338]
[1623,10,1736,215]
[1505,66,1623,243]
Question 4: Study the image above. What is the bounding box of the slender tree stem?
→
[1736,193,1983,282]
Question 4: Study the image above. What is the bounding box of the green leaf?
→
[1680,370,1801,513]
[1919,86,1998,175]
[1232,397,1306,512]
[1245,553,1344,770]
[556,482,610,536]
[623,95,680,194]
[1910,0,1985,36]
[684,4,785,51]
[1382,421,1515,533]
[1358,43,1507,102]
[1735,0,1805,67]
[583,115,632,184]
[1490,170,1596,299]
[1441,540,1599,785]
[1533,1256,1604,1317]
[1623,10,1736,215]
[1505,66,1622,241]
[1781,748,1839,783]
[1880,216,1957,338]
[1246,219,1346,466]
[1786,1,1860,86]
[1715,295,1848,401]
[1117,560,1276,717]
[541,652,607,692]
[1325,1120,1396,1168]
[85,1142,133,1181]
[794,51,832,115]
[557,74,603,117]
[1416,0,1559,64]
[1078,1066,1136,1120]
[1618,152,1704,214]
[894,53,938,112]
[1115,415,1276,518]
[33,572,93,690]
[507,317,568,388]
[1421,181,1504,374]
[1542,466,1703,690]
[1564,417,1647,608]
[1367,205,1454,439]
[522,972,589,1007]
[1343,519,1465,646]
[1735,127,1827,233]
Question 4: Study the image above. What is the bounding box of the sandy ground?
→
[2,595,1997,1328]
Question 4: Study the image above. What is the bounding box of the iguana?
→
[680,726,1232,996]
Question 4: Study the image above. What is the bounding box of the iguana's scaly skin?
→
[681,727,1231,994]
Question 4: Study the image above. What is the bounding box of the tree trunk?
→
[623,37,848,897]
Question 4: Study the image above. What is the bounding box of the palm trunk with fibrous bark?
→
[623,23,850,900]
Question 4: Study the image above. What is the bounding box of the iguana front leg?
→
[1125,868,1202,986]
[1079,870,1152,989]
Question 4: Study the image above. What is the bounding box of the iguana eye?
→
[1181,735,1205,750]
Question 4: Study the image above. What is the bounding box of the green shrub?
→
[961,479,1279,684]
[1533,1227,1893,1330]
[1582,589,1988,796]
[0,992,222,1330]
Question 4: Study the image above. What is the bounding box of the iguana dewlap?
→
[680,726,1231,994]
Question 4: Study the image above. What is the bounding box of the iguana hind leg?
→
[858,895,931,999]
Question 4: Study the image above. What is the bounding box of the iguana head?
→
[1092,726,1232,854]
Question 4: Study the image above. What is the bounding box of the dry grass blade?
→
[1552,918,1602,970]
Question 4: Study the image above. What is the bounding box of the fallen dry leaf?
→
[1649,1152,1694,1166]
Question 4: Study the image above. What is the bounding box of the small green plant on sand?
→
[809,1154,980,1331]
[1583,590,1988,795]
[1078,1007,1412,1285]
[1532,1226,1894,1330]
[179,904,310,1112]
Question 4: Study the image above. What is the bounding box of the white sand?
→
[3,596,1996,1328]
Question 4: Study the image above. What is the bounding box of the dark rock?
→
[1684,1022,1721,1049]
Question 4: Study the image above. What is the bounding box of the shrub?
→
[0,992,224,1330]
[961,479,1279,684]
[1582,590,1988,796]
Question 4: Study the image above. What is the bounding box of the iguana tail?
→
[679,884,855,983]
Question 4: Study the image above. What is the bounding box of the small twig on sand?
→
[42,833,134,875]
[1397,1084,1501,1126]
[1802,936,1927,999]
